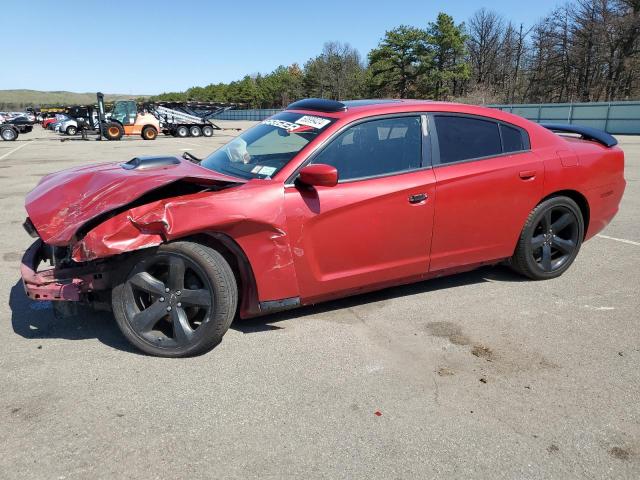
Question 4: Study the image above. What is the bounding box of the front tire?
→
[103,122,124,141]
[66,125,77,135]
[112,242,237,357]
[511,196,584,280]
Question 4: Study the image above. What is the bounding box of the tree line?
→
[151,0,640,107]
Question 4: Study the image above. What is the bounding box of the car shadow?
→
[231,264,526,334]
[8,265,526,350]
[8,280,139,354]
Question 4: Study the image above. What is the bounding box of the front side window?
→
[311,116,422,181]
[201,112,335,180]
[434,115,502,164]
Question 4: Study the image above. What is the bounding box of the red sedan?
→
[21,99,626,357]
[41,117,58,129]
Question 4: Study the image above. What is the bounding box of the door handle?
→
[408,193,428,204]
[519,170,537,180]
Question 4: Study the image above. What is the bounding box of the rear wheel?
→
[0,126,17,141]
[175,125,189,138]
[201,125,214,137]
[189,126,202,137]
[141,125,157,140]
[103,122,124,141]
[112,242,237,357]
[65,125,77,135]
[511,196,584,280]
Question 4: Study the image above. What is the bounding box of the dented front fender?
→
[71,180,300,304]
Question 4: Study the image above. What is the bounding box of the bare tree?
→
[467,9,504,86]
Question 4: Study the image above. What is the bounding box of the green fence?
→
[215,101,640,134]
[490,101,640,135]
[215,109,283,121]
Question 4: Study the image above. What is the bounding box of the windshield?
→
[200,112,335,179]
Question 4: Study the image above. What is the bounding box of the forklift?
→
[98,93,160,141]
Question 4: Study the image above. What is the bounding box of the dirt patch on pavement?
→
[425,321,471,345]
[609,447,631,461]
[471,344,494,362]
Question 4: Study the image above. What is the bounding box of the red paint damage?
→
[25,158,243,245]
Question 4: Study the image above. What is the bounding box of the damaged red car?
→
[21,98,626,357]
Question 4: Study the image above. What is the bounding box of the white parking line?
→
[597,234,640,246]
[0,141,32,160]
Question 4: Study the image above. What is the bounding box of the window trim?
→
[429,112,531,168]
[285,113,431,186]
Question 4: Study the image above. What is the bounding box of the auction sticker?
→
[295,115,331,129]
[258,166,277,176]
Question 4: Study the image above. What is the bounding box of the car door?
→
[284,115,436,303]
[428,113,544,271]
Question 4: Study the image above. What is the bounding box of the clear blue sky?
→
[2,0,563,94]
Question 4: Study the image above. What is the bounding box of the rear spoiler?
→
[540,123,618,148]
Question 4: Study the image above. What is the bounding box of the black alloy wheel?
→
[530,205,579,272]
[511,196,584,280]
[112,242,237,357]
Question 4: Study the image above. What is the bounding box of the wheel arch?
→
[539,189,590,238]
[186,232,260,318]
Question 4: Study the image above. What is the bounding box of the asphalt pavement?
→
[0,126,638,479]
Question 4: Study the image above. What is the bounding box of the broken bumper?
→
[21,240,110,301]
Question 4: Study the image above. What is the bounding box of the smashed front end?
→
[21,238,113,302]
[20,156,244,307]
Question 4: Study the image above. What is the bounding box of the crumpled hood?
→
[25,157,244,245]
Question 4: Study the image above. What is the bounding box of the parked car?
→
[42,117,58,129]
[59,117,79,135]
[0,124,20,141]
[7,116,33,133]
[49,113,71,132]
[20,98,626,357]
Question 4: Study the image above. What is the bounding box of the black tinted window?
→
[501,123,526,152]
[313,116,422,181]
[434,115,501,164]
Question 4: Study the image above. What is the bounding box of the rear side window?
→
[501,123,527,152]
[434,115,502,164]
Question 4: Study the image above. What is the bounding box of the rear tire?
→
[65,125,77,135]
[103,122,124,141]
[141,125,157,140]
[511,196,584,280]
[0,126,18,141]
[111,241,238,357]
[201,125,214,137]
[189,126,202,137]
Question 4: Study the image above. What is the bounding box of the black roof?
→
[286,98,347,113]
[286,98,408,113]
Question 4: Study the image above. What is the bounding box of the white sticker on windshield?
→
[262,119,299,131]
[258,166,277,176]
[296,115,331,129]
[251,165,263,174]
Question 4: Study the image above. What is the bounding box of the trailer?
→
[147,102,236,138]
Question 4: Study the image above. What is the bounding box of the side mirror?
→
[298,164,338,187]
